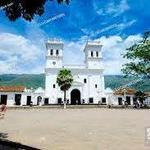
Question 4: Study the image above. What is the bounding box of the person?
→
[30,101,33,107]
[125,101,128,108]
[76,99,78,105]
[134,101,139,108]
[0,104,7,119]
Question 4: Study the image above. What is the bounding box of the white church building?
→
[1,39,149,106]
[45,39,106,105]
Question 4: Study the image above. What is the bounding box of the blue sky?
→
[0,0,149,74]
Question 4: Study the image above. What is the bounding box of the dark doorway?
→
[89,98,94,104]
[102,97,106,104]
[44,98,49,105]
[58,98,62,104]
[15,94,21,105]
[126,96,131,105]
[26,96,31,105]
[37,96,42,105]
[0,95,7,105]
[71,89,81,105]
[118,97,123,105]
[133,97,137,105]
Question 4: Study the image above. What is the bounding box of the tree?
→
[134,90,147,105]
[122,31,150,78]
[56,69,73,109]
[0,0,69,21]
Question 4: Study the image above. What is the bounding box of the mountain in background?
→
[105,75,150,92]
[0,74,149,92]
[0,74,44,89]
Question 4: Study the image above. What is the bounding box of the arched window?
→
[91,51,93,57]
[96,51,99,57]
[56,49,59,55]
[37,96,42,105]
[50,49,53,55]
[84,78,87,83]
[53,84,56,88]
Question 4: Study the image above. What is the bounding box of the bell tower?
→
[84,41,103,69]
[45,39,63,69]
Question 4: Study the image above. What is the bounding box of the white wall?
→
[0,91,44,106]
[0,92,21,106]
[46,57,63,68]
[106,94,135,106]
[45,68,105,104]
[45,73,59,103]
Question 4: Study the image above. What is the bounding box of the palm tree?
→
[57,69,73,109]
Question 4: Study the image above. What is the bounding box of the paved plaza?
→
[0,108,150,150]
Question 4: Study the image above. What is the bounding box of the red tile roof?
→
[144,92,150,96]
[114,88,136,95]
[0,86,25,92]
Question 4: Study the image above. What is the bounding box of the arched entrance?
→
[37,96,42,105]
[71,89,81,105]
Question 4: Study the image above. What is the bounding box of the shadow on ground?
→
[0,132,41,150]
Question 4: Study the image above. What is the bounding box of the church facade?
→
[45,39,106,104]
[0,40,149,107]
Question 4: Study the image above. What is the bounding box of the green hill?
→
[0,74,149,92]
[0,74,45,89]
[105,75,150,92]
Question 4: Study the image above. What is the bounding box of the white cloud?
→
[117,19,137,30]
[81,19,137,38]
[62,34,142,75]
[63,40,85,65]
[96,0,130,17]
[95,35,142,74]
[0,33,45,74]
[0,57,17,73]
[0,32,142,75]
[96,9,104,15]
